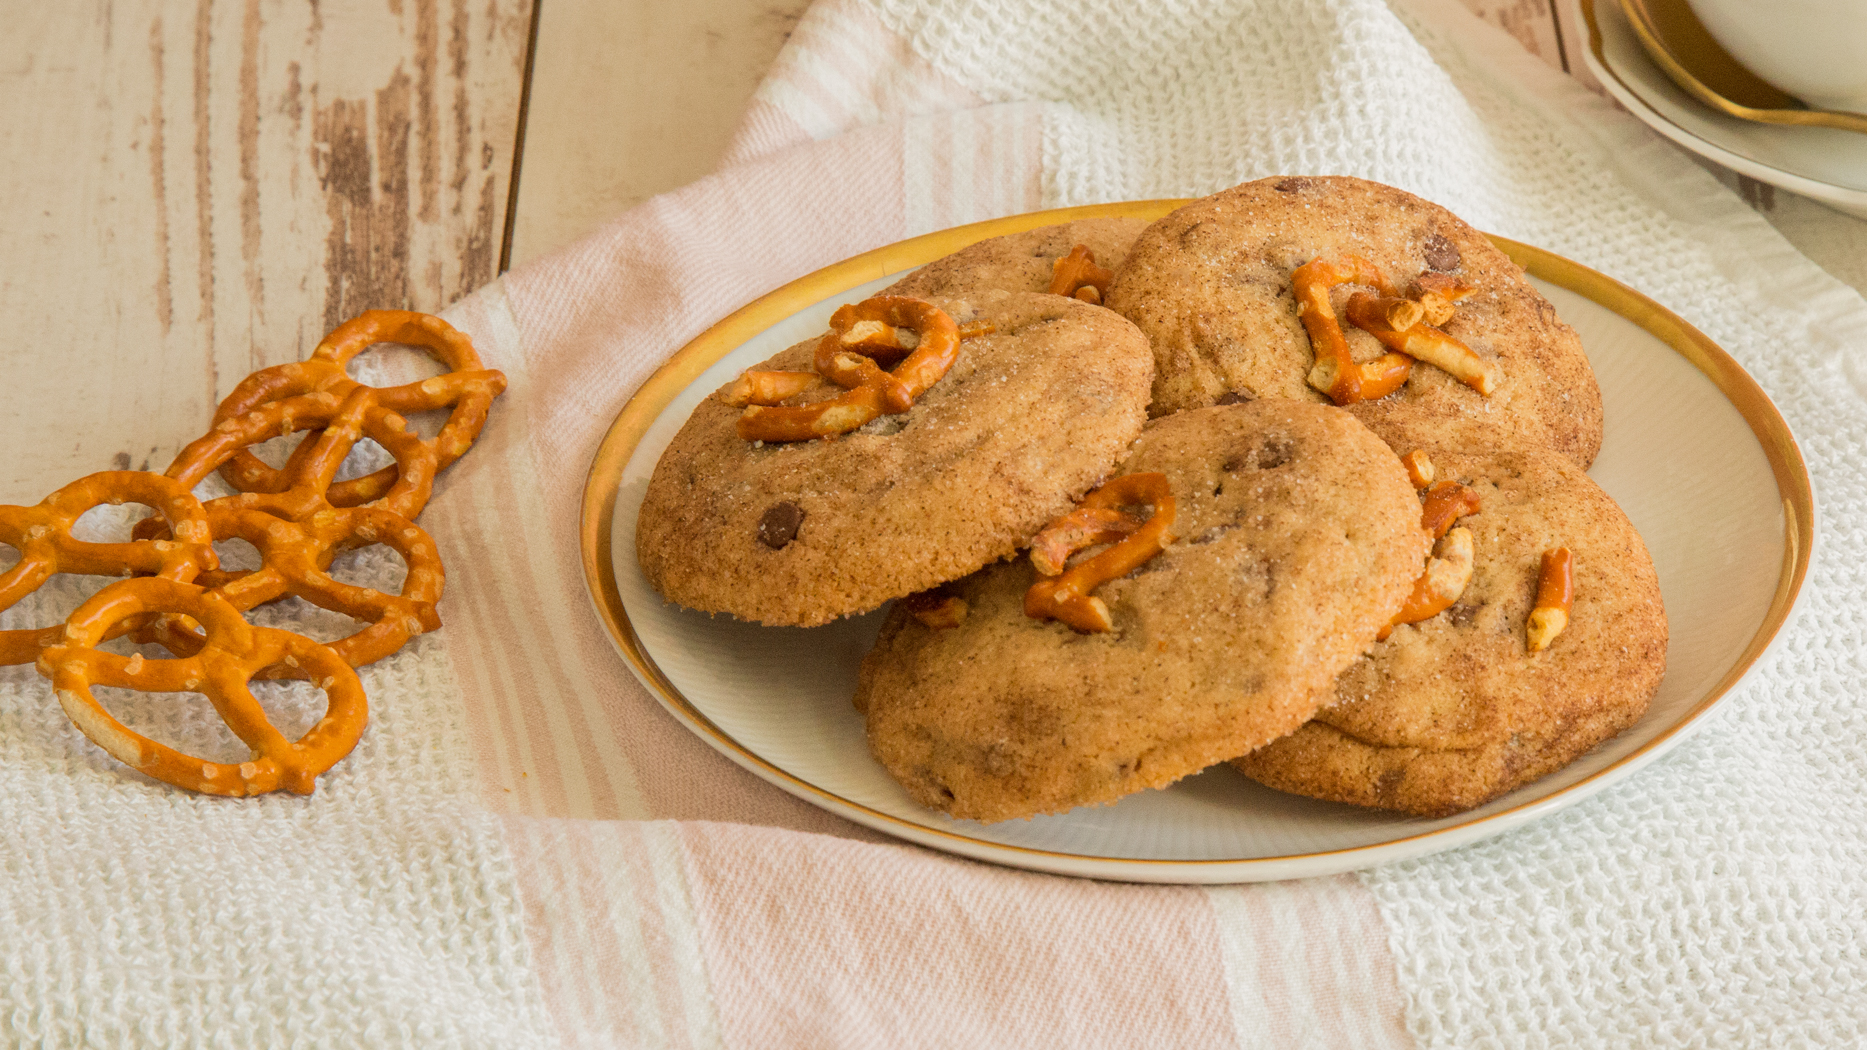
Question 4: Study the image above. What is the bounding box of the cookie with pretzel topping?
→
[636,291,1154,627]
[1104,176,1603,467]
[882,217,1148,301]
[1232,413,1666,817]
[855,400,1429,823]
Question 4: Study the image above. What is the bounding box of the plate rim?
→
[1579,0,1867,211]
[578,200,1814,882]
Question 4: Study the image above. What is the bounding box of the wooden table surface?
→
[0,0,1852,502]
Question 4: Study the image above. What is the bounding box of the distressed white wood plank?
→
[0,0,530,501]
[505,0,810,269]
[1457,0,1566,67]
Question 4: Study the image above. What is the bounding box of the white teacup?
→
[1686,0,1867,112]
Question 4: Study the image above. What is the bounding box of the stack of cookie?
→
[637,176,1666,822]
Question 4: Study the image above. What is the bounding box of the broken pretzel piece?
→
[1048,245,1114,304]
[898,588,968,630]
[1380,526,1475,640]
[1345,291,1498,397]
[1526,546,1574,652]
[1024,473,1175,634]
[1380,479,1482,639]
[1402,450,1436,490]
[1295,255,1414,405]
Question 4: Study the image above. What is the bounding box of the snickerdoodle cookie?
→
[1104,176,1602,467]
[1232,412,1665,816]
[855,400,1429,822]
[636,291,1154,626]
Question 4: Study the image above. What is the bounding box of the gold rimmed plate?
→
[580,201,1811,883]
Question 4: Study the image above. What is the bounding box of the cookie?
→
[1232,418,1666,817]
[883,217,1149,300]
[636,291,1154,626]
[1103,176,1603,467]
[855,401,1430,823]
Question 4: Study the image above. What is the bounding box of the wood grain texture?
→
[0,0,530,499]
[1457,0,1566,65]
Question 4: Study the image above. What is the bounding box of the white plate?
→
[580,204,1811,883]
[1582,0,1867,219]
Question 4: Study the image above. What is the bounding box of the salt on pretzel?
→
[1380,479,1483,639]
[210,310,506,511]
[1024,473,1175,633]
[138,503,443,674]
[1048,245,1114,305]
[37,578,367,796]
[0,472,218,665]
[735,297,966,443]
[1526,546,1574,652]
[1294,255,1417,405]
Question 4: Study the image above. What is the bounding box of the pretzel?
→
[37,578,368,796]
[209,311,506,510]
[1345,291,1498,396]
[159,385,438,524]
[1410,272,1477,326]
[1048,245,1114,305]
[1419,480,1483,540]
[1401,450,1436,489]
[722,370,822,407]
[1380,526,1475,639]
[1028,506,1143,576]
[137,503,443,675]
[1294,255,1416,404]
[1526,546,1574,652]
[898,587,968,630]
[1024,473,1175,633]
[1380,480,1483,638]
[0,472,218,665]
[735,297,963,443]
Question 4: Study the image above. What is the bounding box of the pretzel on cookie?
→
[37,578,368,796]
[0,472,218,665]
[1048,245,1114,305]
[1381,479,1483,639]
[735,297,967,443]
[898,587,968,630]
[1025,473,1175,633]
[1294,255,1416,405]
[1527,547,1574,652]
[1345,291,1498,397]
[210,311,506,513]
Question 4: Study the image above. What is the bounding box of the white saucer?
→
[1582,0,1867,219]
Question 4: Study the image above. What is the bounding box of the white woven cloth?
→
[838,0,1867,1041]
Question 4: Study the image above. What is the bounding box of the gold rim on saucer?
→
[1615,0,1867,134]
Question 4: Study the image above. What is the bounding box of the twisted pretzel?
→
[1048,245,1114,304]
[138,503,443,675]
[1024,473,1176,633]
[209,310,505,510]
[0,472,218,665]
[160,385,438,524]
[735,297,964,443]
[1295,255,1416,405]
[37,578,368,796]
